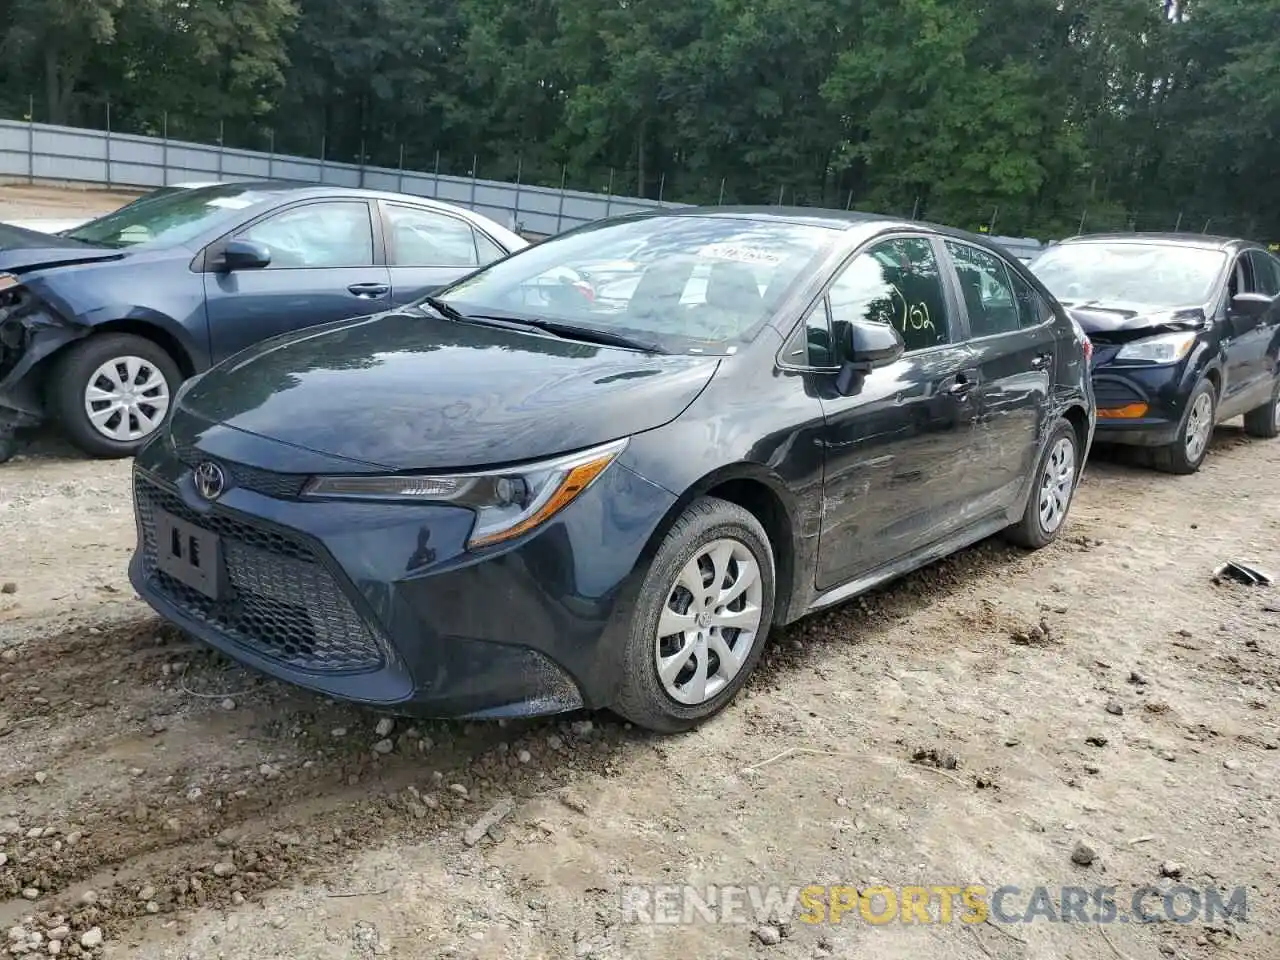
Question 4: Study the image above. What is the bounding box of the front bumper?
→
[1090,362,1191,447]
[128,428,677,718]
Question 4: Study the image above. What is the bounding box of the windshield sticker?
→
[696,243,784,265]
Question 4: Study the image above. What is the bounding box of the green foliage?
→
[0,0,1275,239]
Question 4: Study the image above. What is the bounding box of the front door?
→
[380,201,510,307]
[204,199,391,362]
[943,240,1055,514]
[815,235,982,590]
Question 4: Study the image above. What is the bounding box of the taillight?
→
[1082,337,1093,364]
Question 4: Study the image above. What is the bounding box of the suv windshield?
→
[434,215,838,354]
[65,183,278,249]
[1031,242,1226,308]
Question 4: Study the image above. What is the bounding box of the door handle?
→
[946,374,977,397]
[347,282,390,299]
[1030,352,1052,370]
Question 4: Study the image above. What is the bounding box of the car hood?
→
[1064,300,1208,343]
[177,310,720,471]
[0,223,122,273]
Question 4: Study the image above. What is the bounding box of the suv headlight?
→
[1115,331,1197,364]
[302,437,628,549]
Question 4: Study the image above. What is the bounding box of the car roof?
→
[1053,232,1252,252]
[656,205,1013,250]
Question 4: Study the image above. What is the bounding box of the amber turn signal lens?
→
[467,452,617,548]
[1096,403,1149,419]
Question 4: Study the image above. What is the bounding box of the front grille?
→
[135,475,386,673]
[173,441,308,499]
[1092,376,1146,409]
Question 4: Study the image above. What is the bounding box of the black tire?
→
[0,432,15,464]
[1242,375,1280,439]
[48,333,182,459]
[614,496,776,733]
[1004,417,1081,550]
[1152,377,1216,475]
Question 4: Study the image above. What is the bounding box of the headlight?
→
[1115,331,1197,364]
[302,437,628,549]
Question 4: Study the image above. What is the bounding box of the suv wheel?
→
[49,333,181,458]
[1242,375,1280,439]
[614,496,776,733]
[1153,378,1215,475]
[1005,417,1081,549]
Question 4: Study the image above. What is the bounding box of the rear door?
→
[379,201,511,307]
[1246,248,1280,390]
[942,240,1056,514]
[812,235,983,589]
[204,199,390,362]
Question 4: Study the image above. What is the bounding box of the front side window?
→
[238,201,374,269]
[386,204,480,267]
[438,215,838,354]
[1030,242,1227,307]
[1247,250,1280,297]
[826,237,950,353]
[946,241,1021,337]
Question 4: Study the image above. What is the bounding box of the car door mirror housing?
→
[219,239,272,271]
[844,319,905,371]
[1229,292,1271,318]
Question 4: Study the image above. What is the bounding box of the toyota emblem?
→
[193,461,227,501]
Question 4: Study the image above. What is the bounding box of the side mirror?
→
[844,319,905,371]
[1230,292,1272,319]
[219,239,272,271]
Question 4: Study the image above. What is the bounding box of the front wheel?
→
[49,333,181,459]
[1242,375,1280,440]
[1005,418,1080,549]
[1153,378,1216,475]
[614,496,776,733]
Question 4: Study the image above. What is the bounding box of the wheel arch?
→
[638,463,802,628]
[78,317,197,378]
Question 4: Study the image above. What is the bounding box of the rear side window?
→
[827,237,950,353]
[385,204,479,267]
[1248,250,1280,297]
[945,241,1021,337]
[1008,268,1053,328]
[475,231,508,264]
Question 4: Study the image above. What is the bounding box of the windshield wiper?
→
[467,314,664,354]
[419,295,466,322]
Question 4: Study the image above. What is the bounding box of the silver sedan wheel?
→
[1038,436,1076,534]
[1184,390,1214,463]
[83,355,171,442]
[655,538,764,706]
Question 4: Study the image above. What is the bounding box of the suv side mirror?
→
[844,319,905,371]
[1230,292,1272,319]
[219,239,272,271]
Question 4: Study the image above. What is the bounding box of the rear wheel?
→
[1242,375,1280,439]
[1153,378,1215,475]
[49,333,181,459]
[614,497,775,733]
[1004,417,1080,549]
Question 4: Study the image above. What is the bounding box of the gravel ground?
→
[0,184,140,223]
[0,188,1277,960]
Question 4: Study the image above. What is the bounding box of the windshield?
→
[65,183,279,249]
[1030,242,1227,308]
[435,215,838,354]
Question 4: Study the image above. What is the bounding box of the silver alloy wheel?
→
[1184,391,1214,463]
[655,538,764,706]
[1038,436,1076,534]
[83,355,171,442]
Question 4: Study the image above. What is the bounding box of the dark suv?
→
[129,209,1094,732]
[1030,234,1280,473]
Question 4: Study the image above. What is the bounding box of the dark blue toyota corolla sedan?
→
[0,181,525,461]
[129,209,1095,732]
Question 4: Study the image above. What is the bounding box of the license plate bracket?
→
[155,510,224,601]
